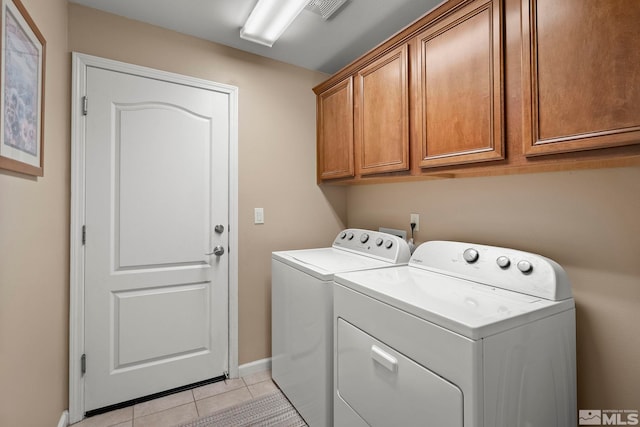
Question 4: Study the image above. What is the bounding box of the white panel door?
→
[84,66,229,411]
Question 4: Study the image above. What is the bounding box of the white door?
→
[83,65,230,412]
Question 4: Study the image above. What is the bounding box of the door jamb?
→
[69,52,239,424]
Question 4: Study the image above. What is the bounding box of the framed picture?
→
[0,0,45,176]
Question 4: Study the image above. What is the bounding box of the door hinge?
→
[81,354,86,375]
[82,225,86,245]
[82,96,88,115]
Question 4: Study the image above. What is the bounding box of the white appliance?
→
[272,229,411,426]
[333,240,576,427]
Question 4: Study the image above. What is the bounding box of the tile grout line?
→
[190,389,200,419]
[134,402,197,426]
[193,389,200,418]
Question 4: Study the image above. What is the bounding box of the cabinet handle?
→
[371,345,398,373]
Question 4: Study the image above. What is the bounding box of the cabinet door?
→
[522,0,640,156]
[317,77,354,180]
[355,45,410,175]
[415,0,504,168]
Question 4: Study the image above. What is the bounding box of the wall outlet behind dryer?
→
[379,227,407,240]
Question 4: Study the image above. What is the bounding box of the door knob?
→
[214,224,225,233]
[206,245,225,256]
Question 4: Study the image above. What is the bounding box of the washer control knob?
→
[496,256,511,269]
[517,260,533,274]
[385,240,394,249]
[347,232,354,240]
[463,248,479,263]
[340,232,347,239]
[375,237,384,247]
[360,233,369,243]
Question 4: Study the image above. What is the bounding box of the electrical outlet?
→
[379,227,407,240]
[410,213,419,232]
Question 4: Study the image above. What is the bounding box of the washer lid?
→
[273,248,400,280]
[334,266,574,340]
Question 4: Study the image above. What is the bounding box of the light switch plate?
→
[254,208,264,224]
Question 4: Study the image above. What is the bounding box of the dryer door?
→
[336,319,463,427]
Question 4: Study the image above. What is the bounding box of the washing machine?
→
[272,229,411,426]
[333,240,576,427]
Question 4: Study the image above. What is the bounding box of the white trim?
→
[69,52,87,424]
[238,357,272,378]
[228,76,239,380]
[69,52,239,424]
[57,410,69,427]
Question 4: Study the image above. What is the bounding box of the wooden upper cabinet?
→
[355,44,410,175]
[317,77,354,180]
[414,0,504,168]
[522,0,640,156]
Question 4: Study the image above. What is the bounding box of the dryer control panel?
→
[332,229,411,264]
[410,240,572,301]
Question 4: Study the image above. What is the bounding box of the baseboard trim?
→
[238,357,272,378]
[57,410,69,427]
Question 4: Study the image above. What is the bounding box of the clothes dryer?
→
[333,240,576,427]
[272,229,410,426]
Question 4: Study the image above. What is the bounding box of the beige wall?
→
[67,4,347,366]
[1,2,633,424]
[0,0,69,425]
[347,166,640,409]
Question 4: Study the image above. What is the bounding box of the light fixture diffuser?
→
[240,0,309,47]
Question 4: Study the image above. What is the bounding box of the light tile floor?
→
[71,370,277,427]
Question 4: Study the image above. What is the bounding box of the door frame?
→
[69,52,239,424]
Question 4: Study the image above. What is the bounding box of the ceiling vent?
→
[305,0,349,20]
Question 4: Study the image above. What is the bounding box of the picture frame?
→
[0,0,45,176]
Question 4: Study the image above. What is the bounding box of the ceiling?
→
[68,0,443,74]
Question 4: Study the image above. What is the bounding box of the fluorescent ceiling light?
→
[240,0,309,47]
